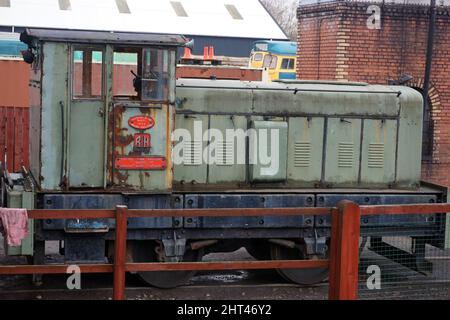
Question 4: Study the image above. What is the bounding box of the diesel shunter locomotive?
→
[2,28,449,288]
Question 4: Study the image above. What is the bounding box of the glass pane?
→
[73,50,83,97]
[73,48,103,99]
[141,49,169,101]
[254,53,263,61]
[269,56,278,69]
[254,43,268,52]
[91,51,103,97]
[281,58,295,70]
[263,55,272,68]
[289,59,295,69]
[113,52,138,97]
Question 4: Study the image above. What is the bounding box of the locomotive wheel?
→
[270,243,329,285]
[130,241,203,289]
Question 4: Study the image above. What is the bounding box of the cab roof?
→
[20,28,188,47]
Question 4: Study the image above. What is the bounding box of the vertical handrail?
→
[328,200,361,300]
[113,205,128,301]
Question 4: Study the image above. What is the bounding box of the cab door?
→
[68,45,106,188]
[262,54,279,81]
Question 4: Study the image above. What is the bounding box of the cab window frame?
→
[71,45,105,101]
[253,53,263,62]
[263,54,278,70]
[281,58,295,70]
[112,45,174,103]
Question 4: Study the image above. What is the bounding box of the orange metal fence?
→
[0,201,449,300]
[0,106,29,173]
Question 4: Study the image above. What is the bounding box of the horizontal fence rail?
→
[0,202,449,300]
[360,204,450,216]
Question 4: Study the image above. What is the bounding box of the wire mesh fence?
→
[358,213,450,300]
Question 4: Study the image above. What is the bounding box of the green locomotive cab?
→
[19,29,183,192]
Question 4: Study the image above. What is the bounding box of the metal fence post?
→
[113,205,128,301]
[328,200,361,300]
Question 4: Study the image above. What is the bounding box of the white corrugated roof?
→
[0,0,288,39]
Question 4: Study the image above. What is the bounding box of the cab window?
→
[281,58,295,70]
[253,53,263,62]
[263,55,278,69]
[113,51,138,97]
[141,48,169,101]
[72,47,104,99]
[113,47,171,101]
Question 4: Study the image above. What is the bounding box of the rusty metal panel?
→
[395,86,423,188]
[109,104,172,191]
[208,115,247,184]
[360,119,397,186]
[173,114,208,186]
[287,117,324,186]
[69,100,106,188]
[176,65,262,81]
[249,120,288,182]
[324,118,362,187]
[40,42,69,190]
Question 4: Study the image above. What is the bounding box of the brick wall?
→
[297,2,450,187]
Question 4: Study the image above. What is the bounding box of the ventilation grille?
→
[183,141,202,166]
[368,143,384,168]
[216,140,234,166]
[338,142,354,168]
[294,142,311,167]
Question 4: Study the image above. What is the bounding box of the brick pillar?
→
[297,1,450,187]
